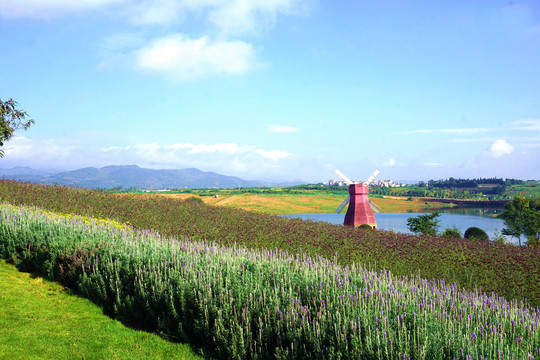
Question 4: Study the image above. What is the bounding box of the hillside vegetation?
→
[1,202,538,359]
[1,180,538,306]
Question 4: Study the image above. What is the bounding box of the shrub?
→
[464,227,489,241]
[441,226,462,239]
[185,196,204,204]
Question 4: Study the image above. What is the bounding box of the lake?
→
[280,208,518,245]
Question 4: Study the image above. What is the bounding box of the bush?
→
[441,226,462,239]
[464,227,489,241]
[185,196,204,204]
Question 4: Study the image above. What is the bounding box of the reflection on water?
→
[280,208,518,245]
[437,207,504,217]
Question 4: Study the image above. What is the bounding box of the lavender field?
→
[0,202,538,359]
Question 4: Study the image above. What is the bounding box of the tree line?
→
[426,177,523,188]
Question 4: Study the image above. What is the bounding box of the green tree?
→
[0,98,34,157]
[406,212,441,236]
[523,209,539,246]
[499,196,540,246]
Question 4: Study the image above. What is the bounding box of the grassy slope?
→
[0,260,203,360]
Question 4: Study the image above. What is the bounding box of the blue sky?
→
[1,0,539,183]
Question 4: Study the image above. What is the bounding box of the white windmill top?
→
[334,168,381,214]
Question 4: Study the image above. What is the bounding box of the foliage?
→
[0,260,202,360]
[504,182,540,199]
[372,179,539,201]
[427,177,523,188]
[464,227,489,241]
[0,98,34,158]
[500,196,540,246]
[0,180,539,307]
[185,196,205,204]
[440,226,462,239]
[406,212,441,236]
[1,203,539,360]
[491,230,508,244]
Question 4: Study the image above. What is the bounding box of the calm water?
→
[280,208,517,244]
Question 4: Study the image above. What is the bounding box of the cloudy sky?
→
[1,0,539,183]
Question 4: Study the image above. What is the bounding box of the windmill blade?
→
[363,168,380,185]
[335,169,354,185]
[336,195,350,213]
[369,200,381,213]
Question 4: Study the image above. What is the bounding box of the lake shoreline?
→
[280,210,515,244]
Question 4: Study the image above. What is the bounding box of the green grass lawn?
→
[0,260,204,360]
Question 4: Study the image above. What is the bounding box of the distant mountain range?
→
[0,165,299,189]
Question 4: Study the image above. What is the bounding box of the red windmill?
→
[335,169,381,228]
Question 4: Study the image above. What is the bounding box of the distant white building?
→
[372,180,403,188]
[328,179,404,187]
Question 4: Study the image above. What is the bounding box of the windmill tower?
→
[335,169,381,228]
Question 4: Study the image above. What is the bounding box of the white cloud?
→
[170,142,250,154]
[102,146,123,152]
[423,162,442,166]
[3,0,309,81]
[384,158,396,166]
[1,136,78,166]
[134,34,257,81]
[126,0,188,26]
[207,0,308,35]
[266,124,299,133]
[448,137,496,143]
[126,0,308,33]
[396,128,489,135]
[510,119,540,131]
[521,141,540,148]
[0,0,121,18]
[1,136,294,179]
[112,141,293,175]
[487,139,514,158]
[1,136,34,154]
[1,0,309,34]
[255,149,291,160]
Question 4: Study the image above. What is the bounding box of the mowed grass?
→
[154,193,450,215]
[0,260,204,360]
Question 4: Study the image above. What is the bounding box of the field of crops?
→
[147,192,449,215]
[0,180,539,358]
